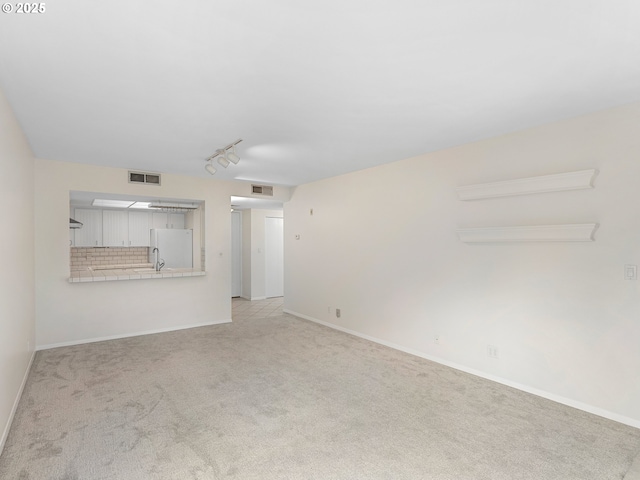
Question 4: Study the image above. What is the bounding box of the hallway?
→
[232,297,284,321]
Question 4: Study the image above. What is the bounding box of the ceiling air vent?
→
[251,184,274,196]
[129,171,161,186]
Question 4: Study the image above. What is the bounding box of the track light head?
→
[216,149,230,168]
[226,145,240,164]
[205,161,217,175]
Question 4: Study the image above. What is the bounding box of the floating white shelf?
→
[456,223,598,243]
[456,169,597,201]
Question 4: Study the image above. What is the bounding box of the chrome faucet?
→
[152,247,165,271]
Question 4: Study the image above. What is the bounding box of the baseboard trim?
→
[284,309,640,430]
[36,319,233,351]
[1,349,36,455]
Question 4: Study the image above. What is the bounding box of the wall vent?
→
[251,184,274,196]
[129,171,161,186]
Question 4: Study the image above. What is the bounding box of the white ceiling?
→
[1,1,640,187]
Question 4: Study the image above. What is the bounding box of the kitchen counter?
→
[69,263,205,282]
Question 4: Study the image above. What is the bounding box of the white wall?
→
[240,209,284,300]
[284,101,640,427]
[35,159,290,348]
[0,89,35,452]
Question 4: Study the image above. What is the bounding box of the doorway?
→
[230,196,284,300]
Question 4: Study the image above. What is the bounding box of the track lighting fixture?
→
[204,139,242,175]
[216,149,230,168]
[226,145,240,164]
[205,161,217,175]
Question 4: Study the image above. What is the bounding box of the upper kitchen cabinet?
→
[128,211,151,246]
[169,213,185,229]
[151,212,185,229]
[73,209,103,246]
[102,210,129,247]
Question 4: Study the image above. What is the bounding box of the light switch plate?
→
[625,264,637,280]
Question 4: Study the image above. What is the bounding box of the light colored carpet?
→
[1,312,639,480]
[625,453,640,480]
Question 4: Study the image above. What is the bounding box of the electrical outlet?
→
[487,345,499,358]
[336,308,341,318]
[434,335,441,345]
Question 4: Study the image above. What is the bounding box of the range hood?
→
[69,218,83,229]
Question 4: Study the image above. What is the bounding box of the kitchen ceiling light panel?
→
[92,199,135,208]
[129,202,152,209]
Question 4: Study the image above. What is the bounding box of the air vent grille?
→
[129,171,161,185]
[251,184,274,196]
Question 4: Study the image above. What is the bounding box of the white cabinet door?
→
[151,212,185,229]
[103,210,129,246]
[152,212,168,229]
[168,213,185,229]
[74,209,103,247]
[128,211,151,246]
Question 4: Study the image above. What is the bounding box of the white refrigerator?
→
[149,229,193,269]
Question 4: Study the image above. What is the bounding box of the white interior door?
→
[265,217,284,298]
[231,211,242,297]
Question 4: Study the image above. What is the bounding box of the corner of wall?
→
[0,86,36,455]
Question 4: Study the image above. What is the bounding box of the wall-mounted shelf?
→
[456,169,597,201]
[456,223,598,243]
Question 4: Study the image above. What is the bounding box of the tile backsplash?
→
[71,247,149,271]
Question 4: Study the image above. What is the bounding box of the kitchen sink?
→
[133,268,173,273]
